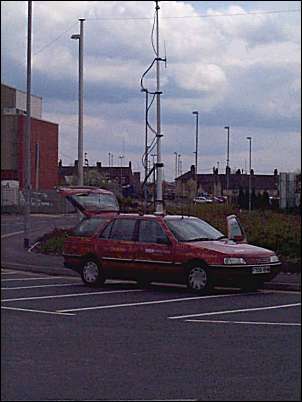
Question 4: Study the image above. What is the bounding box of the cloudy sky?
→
[1,1,301,180]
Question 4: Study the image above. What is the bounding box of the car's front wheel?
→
[186,263,212,293]
[81,259,105,287]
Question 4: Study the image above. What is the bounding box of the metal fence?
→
[1,187,76,215]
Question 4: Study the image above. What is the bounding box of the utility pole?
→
[174,152,178,180]
[155,0,164,214]
[24,0,32,249]
[143,89,149,207]
[119,154,124,192]
[108,152,111,167]
[151,154,157,209]
[192,111,199,195]
[224,126,230,199]
[71,18,85,186]
[247,136,252,212]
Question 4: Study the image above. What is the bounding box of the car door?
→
[95,217,138,279]
[227,214,247,243]
[135,219,176,282]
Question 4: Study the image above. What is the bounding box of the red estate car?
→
[62,194,281,292]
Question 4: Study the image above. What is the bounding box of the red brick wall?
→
[18,115,59,190]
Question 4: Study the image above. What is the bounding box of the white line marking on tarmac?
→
[1,230,24,239]
[1,272,20,275]
[185,319,301,326]
[57,292,246,313]
[168,303,301,320]
[1,276,66,282]
[1,305,75,316]
[2,289,143,302]
[2,283,84,290]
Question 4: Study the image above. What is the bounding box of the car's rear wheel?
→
[81,259,105,287]
[186,263,212,293]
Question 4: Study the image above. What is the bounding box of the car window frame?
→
[99,217,138,242]
[137,218,171,245]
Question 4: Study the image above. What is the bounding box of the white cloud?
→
[1,0,301,180]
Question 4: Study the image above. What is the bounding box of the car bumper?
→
[208,263,281,285]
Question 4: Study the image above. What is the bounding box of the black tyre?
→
[186,263,212,294]
[81,259,105,287]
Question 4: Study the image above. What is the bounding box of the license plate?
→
[252,266,271,274]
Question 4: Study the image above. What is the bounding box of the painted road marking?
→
[1,272,20,275]
[185,319,301,326]
[1,276,67,282]
[57,292,247,313]
[2,289,143,302]
[1,305,75,316]
[1,230,24,239]
[2,283,84,290]
[168,303,301,320]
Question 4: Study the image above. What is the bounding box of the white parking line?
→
[57,292,246,313]
[168,303,301,320]
[1,276,66,282]
[1,230,24,239]
[185,319,301,326]
[1,272,20,275]
[2,283,84,290]
[2,289,143,302]
[1,305,75,316]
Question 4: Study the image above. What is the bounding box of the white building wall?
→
[15,89,42,119]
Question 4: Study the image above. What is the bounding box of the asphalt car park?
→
[1,268,301,401]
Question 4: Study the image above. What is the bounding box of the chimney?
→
[96,161,102,168]
[74,160,78,167]
[129,161,132,170]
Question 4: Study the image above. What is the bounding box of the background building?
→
[1,83,59,190]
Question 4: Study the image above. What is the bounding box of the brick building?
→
[59,160,141,197]
[1,83,59,190]
[176,165,280,201]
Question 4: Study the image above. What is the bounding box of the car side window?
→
[138,220,169,244]
[99,221,114,239]
[108,218,137,241]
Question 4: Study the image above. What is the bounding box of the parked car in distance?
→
[62,207,281,293]
[193,196,213,204]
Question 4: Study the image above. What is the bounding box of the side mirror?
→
[227,214,247,243]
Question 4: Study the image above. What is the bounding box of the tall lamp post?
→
[246,136,252,212]
[24,0,32,249]
[174,152,178,180]
[192,111,199,196]
[224,126,230,198]
[71,18,85,186]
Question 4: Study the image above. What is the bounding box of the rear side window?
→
[73,217,109,237]
[108,219,137,241]
[138,220,169,244]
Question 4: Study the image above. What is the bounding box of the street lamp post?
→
[192,111,199,196]
[24,0,32,249]
[174,152,178,180]
[246,136,252,212]
[224,126,230,198]
[71,18,85,186]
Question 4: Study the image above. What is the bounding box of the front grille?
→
[245,256,271,265]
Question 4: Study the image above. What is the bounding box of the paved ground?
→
[1,268,301,401]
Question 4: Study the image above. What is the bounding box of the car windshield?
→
[72,217,110,236]
[72,193,119,212]
[165,216,224,242]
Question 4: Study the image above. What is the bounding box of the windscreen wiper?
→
[215,236,228,240]
[187,237,212,242]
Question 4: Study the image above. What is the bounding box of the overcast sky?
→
[1,1,301,180]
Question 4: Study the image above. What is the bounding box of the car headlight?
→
[270,255,279,263]
[224,257,246,265]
